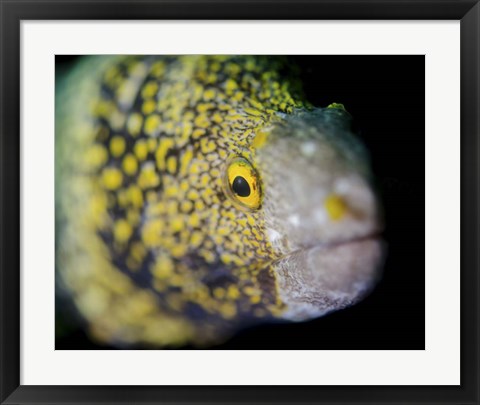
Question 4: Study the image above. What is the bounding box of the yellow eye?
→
[225,157,262,210]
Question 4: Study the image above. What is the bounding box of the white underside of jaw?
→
[272,237,385,322]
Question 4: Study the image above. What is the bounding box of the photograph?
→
[2,1,477,402]
[55,55,425,350]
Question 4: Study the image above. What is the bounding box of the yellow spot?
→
[142,220,162,247]
[148,138,158,152]
[180,122,193,143]
[180,200,193,213]
[200,173,210,187]
[165,184,179,198]
[227,63,242,75]
[164,120,175,134]
[101,167,123,190]
[153,256,174,280]
[155,138,175,171]
[197,103,215,113]
[188,212,200,228]
[141,81,159,99]
[122,154,138,175]
[84,144,108,169]
[130,242,146,261]
[127,113,143,137]
[89,192,107,226]
[227,285,240,300]
[206,72,217,84]
[166,156,177,174]
[203,89,216,100]
[142,99,157,115]
[232,91,245,102]
[218,227,229,236]
[251,129,269,149]
[212,112,223,123]
[244,107,263,117]
[250,295,261,304]
[192,83,204,102]
[127,185,143,208]
[200,138,216,154]
[219,103,232,111]
[127,209,140,225]
[114,219,132,243]
[194,114,210,128]
[170,217,184,232]
[164,273,182,288]
[221,253,234,265]
[92,99,113,118]
[225,79,238,93]
[167,201,178,216]
[225,113,246,123]
[110,135,126,157]
[213,287,225,299]
[150,61,166,77]
[219,149,228,159]
[210,61,221,72]
[204,240,214,249]
[190,231,204,247]
[187,190,199,201]
[180,148,193,176]
[180,180,190,192]
[128,60,148,77]
[134,140,148,161]
[144,114,161,136]
[104,65,120,84]
[220,302,237,319]
[138,164,160,189]
[146,192,157,204]
[192,128,206,139]
[201,250,215,264]
[259,90,271,100]
[117,190,128,206]
[117,80,138,108]
[324,194,347,221]
[109,109,126,130]
[194,200,205,211]
[171,244,187,258]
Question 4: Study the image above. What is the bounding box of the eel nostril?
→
[332,177,379,222]
[324,194,347,221]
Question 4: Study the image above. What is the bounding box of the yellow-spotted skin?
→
[56,56,382,347]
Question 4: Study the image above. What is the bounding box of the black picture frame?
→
[1,1,478,404]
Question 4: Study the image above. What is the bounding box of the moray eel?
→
[56,56,384,347]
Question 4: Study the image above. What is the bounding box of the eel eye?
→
[225,157,262,210]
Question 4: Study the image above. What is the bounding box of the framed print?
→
[0,1,478,404]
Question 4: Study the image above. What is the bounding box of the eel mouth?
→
[274,231,384,263]
[270,232,386,321]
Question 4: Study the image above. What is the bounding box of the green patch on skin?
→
[327,102,347,111]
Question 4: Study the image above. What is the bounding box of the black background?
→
[56,55,424,350]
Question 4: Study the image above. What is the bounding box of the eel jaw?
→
[272,234,385,322]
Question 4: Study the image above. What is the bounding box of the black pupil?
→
[232,176,251,197]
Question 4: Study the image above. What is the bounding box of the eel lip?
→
[271,233,386,322]
[276,231,384,263]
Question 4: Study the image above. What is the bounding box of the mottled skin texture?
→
[56,56,383,347]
